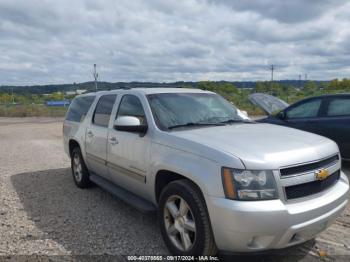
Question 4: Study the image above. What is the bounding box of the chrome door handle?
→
[87,130,94,137]
[109,137,118,145]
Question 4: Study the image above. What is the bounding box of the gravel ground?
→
[0,117,349,261]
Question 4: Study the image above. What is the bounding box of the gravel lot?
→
[0,117,349,260]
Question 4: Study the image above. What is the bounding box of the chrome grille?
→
[280,155,339,177]
[279,154,341,200]
[285,170,340,200]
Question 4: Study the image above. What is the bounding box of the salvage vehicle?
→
[63,88,349,255]
[250,93,350,160]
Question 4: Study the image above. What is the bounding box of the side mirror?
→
[241,110,248,117]
[114,116,148,133]
[277,111,287,120]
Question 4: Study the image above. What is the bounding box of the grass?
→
[0,104,67,117]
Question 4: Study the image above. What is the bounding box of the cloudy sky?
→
[1,0,350,85]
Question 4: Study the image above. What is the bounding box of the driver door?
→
[283,98,323,133]
[107,94,151,197]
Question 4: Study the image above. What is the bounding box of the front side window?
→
[66,96,95,122]
[327,98,350,117]
[93,94,117,127]
[286,99,321,119]
[117,95,147,124]
[147,93,242,130]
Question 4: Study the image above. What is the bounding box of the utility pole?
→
[270,65,274,95]
[299,74,302,89]
[11,86,14,104]
[93,64,99,92]
[270,64,274,82]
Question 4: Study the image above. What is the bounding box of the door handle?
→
[87,130,94,137]
[109,137,118,145]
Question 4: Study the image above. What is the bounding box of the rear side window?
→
[93,95,117,127]
[66,96,95,122]
[327,98,350,117]
[286,99,321,119]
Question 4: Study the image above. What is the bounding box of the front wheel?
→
[158,179,217,255]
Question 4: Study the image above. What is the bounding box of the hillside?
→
[0,80,329,94]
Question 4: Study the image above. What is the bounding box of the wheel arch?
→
[68,139,81,158]
[154,170,206,204]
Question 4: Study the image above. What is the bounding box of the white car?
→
[63,88,349,255]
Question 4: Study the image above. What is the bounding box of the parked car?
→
[250,93,350,160]
[63,88,349,255]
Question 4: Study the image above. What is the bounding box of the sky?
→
[1,0,350,85]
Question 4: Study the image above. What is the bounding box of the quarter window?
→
[327,98,350,117]
[66,96,95,122]
[286,99,321,119]
[93,95,117,127]
[117,95,147,124]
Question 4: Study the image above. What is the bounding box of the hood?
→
[249,93,289,115]
[169,123,338,170]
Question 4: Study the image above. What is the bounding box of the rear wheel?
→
[71,147,92,188]
[158,179,217,255]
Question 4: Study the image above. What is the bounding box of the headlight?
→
[222,167,278,200]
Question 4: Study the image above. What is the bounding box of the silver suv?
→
[63,88,349,255]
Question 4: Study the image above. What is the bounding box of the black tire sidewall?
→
[158,181,209,255]
[71,147,90,188]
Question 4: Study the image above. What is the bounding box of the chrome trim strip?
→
[86,153,106,165]
[107,161,146,183]
[86,153,146,183]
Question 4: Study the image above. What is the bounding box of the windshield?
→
[147,93,243,130]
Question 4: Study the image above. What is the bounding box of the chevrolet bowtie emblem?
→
[315,169,329,181]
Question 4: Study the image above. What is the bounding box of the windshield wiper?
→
[219,119,255,124]
[167,122,225,130]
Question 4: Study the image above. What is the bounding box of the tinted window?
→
[327,98,350,117]
[286,99,321,119]
[117,95,146,124]
[66,96,95,122]
[93,95,117,127]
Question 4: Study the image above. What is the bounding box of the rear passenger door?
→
[85,94,117,178]
[317,96,350,159]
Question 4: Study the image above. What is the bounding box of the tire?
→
[158,179,217,256]
[71,147,92,188]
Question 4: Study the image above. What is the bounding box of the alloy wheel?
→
[164,195,196,251]
[73,153,83,182]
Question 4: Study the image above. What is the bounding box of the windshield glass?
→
[147,93,243,130]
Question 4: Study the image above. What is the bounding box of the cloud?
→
[0,0,349,85]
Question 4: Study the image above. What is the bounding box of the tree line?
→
[1,79,350,116]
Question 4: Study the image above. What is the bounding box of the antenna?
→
[93,64,99,92]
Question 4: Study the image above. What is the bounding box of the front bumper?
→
[206,171,349,252]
